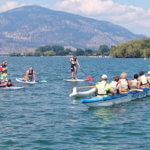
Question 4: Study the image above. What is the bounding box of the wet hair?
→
[134,74,138,79]
[114,76,119,82]
[139,71,145,76]
[8,79,11,82]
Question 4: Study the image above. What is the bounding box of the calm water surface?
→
[0,57,150,150]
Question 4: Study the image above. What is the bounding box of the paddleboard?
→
[16,78,37,84]
[0,86,25,90]
[63,79,88,82]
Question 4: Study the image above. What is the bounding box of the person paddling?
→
[138,71,149,88]
[24,67,36,82]
[110,76,120,95]
[95,74,110,96]
[129,74,140,90]
[69,55,80,79]
[0,61,8,82]
[118,73,129,93]
[147,71,150,84]
[0,79,15,87]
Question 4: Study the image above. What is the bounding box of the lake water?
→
[0,57,150,150]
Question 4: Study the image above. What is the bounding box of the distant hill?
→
[0,5,145,53]
[110,38,150,58]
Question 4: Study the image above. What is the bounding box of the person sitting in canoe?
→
[147,71,150,84]
[118,73,129,93]
[95,74,110,96]
[24,67,36,82]
[0,79,15,87]
[138,71,149,88]
[0,61,8,83]
[69,55,80,79]
[110,76,120,95]
[129,74,140,90]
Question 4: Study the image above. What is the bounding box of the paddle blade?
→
[87,76,93,81]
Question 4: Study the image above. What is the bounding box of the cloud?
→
[55,0,150,36]
[0,1,22,12]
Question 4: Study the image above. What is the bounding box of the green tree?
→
[74,48,84,56]
[98,45,110,56]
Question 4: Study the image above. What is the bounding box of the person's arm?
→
[33,71,36,82]
[129,80,132,89]
[137,81,141,89]
[117,81,122,93]
[26,71,29,81]
[77,60,80,68]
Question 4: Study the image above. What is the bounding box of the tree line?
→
[9,45,110,56]
[110,38,150,58]
[9,38,150,57]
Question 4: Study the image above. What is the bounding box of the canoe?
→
[81,88,150,107]
[0,86,25,90]
[69,87,95,98]
[16,78,37,84]
[63,79,88,82]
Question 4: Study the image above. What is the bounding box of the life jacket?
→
[120,79,128,91]
[140,75,148,85]
[96,81,109,95]
[147,76,150,81]
[131,79,138,89]
[70,58,77,65]
[110,81,118,93]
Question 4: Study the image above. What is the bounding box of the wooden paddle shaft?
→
[76,86,95,89]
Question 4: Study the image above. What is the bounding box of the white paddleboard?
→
[63,79,88,82]
[16,78,37,84]
[0,86,25,90]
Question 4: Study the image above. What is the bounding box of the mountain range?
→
[0,5,145,53]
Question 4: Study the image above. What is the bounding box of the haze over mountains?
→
[0,5,145,53]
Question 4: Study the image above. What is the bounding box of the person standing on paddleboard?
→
[24,67,36,82]
[0,61,8,83]
[69,55,80,79]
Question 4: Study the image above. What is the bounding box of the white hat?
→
[148,71,150,74]
[101,74,107,79]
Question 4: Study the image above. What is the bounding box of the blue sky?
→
[0,0,150,36]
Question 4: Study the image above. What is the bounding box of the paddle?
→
[79,68,93,81]
[76,86,95,89]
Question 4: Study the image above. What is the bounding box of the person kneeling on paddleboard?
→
[69,55,80,79]
[0,79,15,87]
[24,67,36,82]
[95,74,110,97]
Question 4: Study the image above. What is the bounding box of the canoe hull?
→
[81,88,150,107]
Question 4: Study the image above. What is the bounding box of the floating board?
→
[0,86,25,90]
[63,79,88,82]
[16,78,37,84]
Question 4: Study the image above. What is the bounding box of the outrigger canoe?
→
[81,88,150,107]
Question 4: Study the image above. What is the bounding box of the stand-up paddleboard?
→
[63,79,88,82]
[0,86,25,90]
[16,78,37,84]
